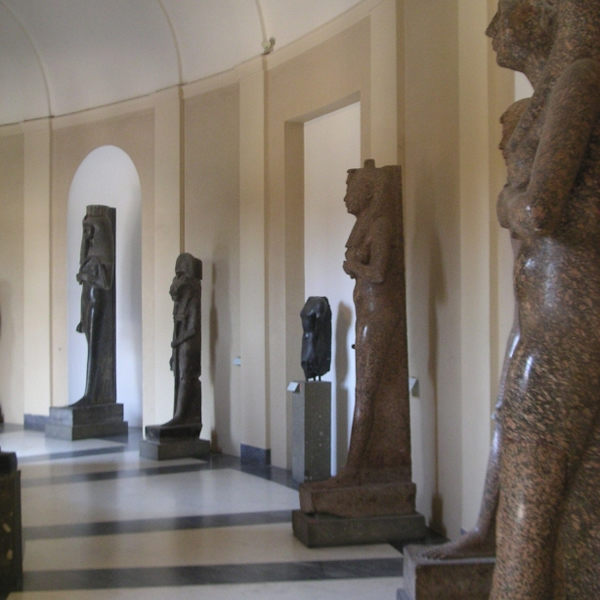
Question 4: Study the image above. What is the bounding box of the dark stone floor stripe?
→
[25,510,293,540]
[23,558,403,591]
[18,445,129,465]
[20,451,299,491]
[21,461,208,487]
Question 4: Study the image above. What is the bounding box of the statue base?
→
[292,509,426,548]
[398,544,495,600]
[140,423,210,460]
[300,479,417,518]
[290,381,331,483]
[45,403,128,440]
[0,451,23,593]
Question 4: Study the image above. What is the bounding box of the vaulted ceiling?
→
[0,0,362,126]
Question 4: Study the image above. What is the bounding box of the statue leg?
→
[422,424,500,559]
[343,311,397,473]
[555,415,600,598]
[491,439,567,600]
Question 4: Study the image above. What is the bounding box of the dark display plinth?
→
[0,450,23,593]
[140,423,210,461]
[45,403,128,440]
[292,510,426,548]
[399,544,494,600]
[291,381,331,483]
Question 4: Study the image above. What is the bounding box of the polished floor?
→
[0,425,436,599]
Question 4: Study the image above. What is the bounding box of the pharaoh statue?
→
[140,252,204,458]
[299,160,417,519]
[424,1,600,598]
[165,252,203,428]
[73,205,116,406]
[300,296,332,381]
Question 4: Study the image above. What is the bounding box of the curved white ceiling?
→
[0,0,362,127]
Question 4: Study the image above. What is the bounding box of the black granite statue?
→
[300,296,332,381]
[166,252,202,426]
[73,205,116,406]
[141,253,207,460]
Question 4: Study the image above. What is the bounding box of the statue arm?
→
[77,256,114,290]
[343,217,392,283]
[499,59,600,238]
[171,297,200,348]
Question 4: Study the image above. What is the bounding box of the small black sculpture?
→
[300,296,332,381]
[73,205,116,406]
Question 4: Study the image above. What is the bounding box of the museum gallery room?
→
[3,0,596,598]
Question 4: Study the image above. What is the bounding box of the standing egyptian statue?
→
[300,296,332,381]
[73,205,116,406]
[299,159,416,519]
[165,253,202,427]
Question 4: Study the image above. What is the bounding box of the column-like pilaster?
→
[239,63,270,463]
[23,119,52,424]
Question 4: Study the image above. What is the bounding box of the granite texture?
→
[291,381,331,483]
[300,296,332,380]
[0,449,22,593]
[299,160,418,529]
[141,253,204,459]
[431,1,600,598]
[46,403,128,440]
[400,544,494,600]
[292,510,425,548]
[139,437,210,461]
[73,205,116,407]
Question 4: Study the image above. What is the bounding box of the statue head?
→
[344,162,375,216]
[486,0,558,78]
[175,252,203,280]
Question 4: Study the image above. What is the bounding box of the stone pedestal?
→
[399,544,495,600]
[292,509,426,548]
[300,478,417,518]
[45,403,128,440]
[290,381,331,483]
[0,450,23,593]
[140,423,210,461]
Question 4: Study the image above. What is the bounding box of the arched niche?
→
[67,145,142,426]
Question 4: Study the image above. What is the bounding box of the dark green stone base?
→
[139,438,210,461]
[45,403,128,440]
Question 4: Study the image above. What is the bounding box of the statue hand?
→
[76,322,83,333]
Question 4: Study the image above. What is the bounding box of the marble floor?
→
[0,425,436,599]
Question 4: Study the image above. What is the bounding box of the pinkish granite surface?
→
[299,160,416,519]
[416,2,600,598]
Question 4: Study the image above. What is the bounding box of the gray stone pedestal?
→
[290,381,331,483]
[45,403,128,440]
[140,423,210,461]
[0,450,23,594]
[399,544,495,600]
[292,510,426,548]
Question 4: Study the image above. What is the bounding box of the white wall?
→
[67,145,143,426]
[304,102,360,473]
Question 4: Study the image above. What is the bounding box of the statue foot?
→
[419,529,495,560]
[70,396,91,408]
[162,413,202,428]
